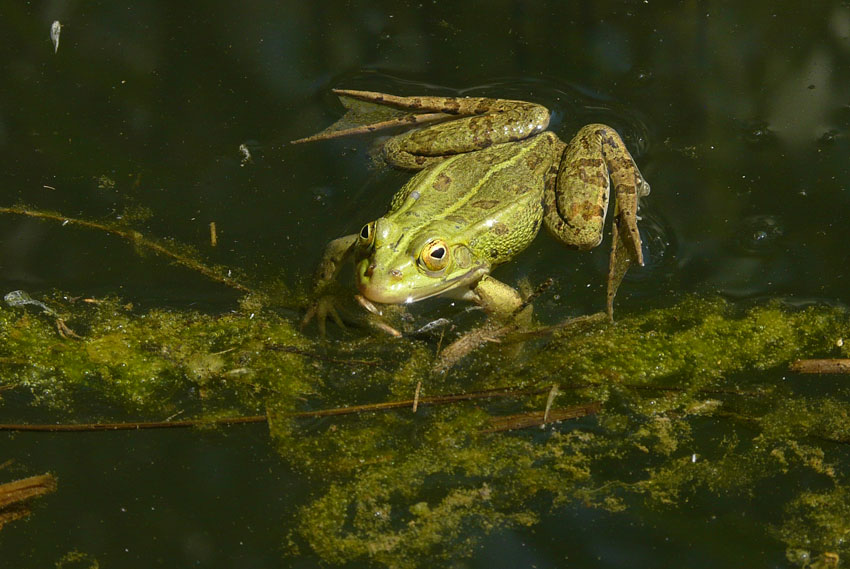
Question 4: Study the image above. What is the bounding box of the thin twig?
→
[289,386,551,418]
[412,381,422,413]
[481,402,601,433]
[0,415,268,432]
[543,383,559,423]
[0,386,553,432]
[0,206,251,293]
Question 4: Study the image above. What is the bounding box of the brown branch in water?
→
[0,378,768,433]
[790,359,850,374]
[481,402,601,433]
[0,386,552,432]
[0,473,58,530]
[290,385,551,418]
[0,415,269,432]
[0,206,251,293]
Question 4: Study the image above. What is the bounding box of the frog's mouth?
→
[357,266,488,305]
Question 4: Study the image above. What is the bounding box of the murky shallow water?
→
[2,2,850,568]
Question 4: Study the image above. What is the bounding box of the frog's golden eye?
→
[359,222,375,247]
[419,239,450,272]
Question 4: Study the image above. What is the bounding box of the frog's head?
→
[353,217,488,305]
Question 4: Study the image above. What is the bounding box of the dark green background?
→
[2,2,849,567]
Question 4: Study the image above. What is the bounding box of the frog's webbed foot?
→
[301,234,360,336]
[302,293,406,338]
[290,89,476,145]
[301,294,346,337]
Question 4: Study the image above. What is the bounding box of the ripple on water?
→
[734,214,785,255]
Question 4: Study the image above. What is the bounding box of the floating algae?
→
[0,292,314,416]
[1,293,849,567]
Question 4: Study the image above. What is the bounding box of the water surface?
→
[2,2,850,568]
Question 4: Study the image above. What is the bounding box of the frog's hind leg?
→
[543,124,649,320]
[332,89,545,122]
[333,90,552,170]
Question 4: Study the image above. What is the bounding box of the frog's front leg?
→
[468,275,532,325]
[543,124,650,320]
[302,234,358,335]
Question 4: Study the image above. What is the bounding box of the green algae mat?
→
[2,279,848,568]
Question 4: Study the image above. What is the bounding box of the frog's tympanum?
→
[294,90,650,331]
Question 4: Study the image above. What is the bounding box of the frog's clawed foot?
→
[302,294,405,338]
[301,295,345,337]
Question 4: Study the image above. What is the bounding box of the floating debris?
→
[0,473,58,530]
[413,318,451,335]
[50,21,61,54]
[4,290,80,339]
[239,143,252,165]
[4,290,56,316]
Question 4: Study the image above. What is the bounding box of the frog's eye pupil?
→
[430,247,445,260]
[360,225,370,239]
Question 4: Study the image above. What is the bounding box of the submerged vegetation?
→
[1,216,849,569]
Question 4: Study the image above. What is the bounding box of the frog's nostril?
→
[390,269,403,280]
[365,263,376,277]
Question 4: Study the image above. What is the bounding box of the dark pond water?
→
[2,2,850,568]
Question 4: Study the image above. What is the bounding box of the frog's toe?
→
[324,302,345,331]
[300,306,316,331]
[302,296,347,336]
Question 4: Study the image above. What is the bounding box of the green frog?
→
[294,89,650,332]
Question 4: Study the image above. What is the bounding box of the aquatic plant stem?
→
[0,206,252,293]
[0,386,556,432]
